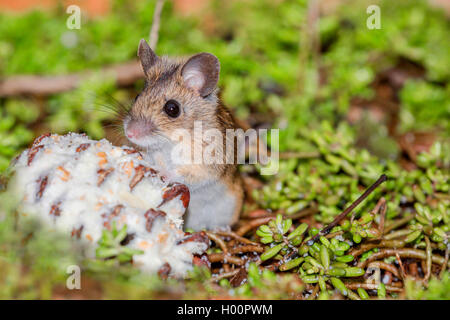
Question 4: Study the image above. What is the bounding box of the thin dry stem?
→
[344,283,403,293]
[309,174,387,244]
[149,0,165,50]
[367,261,400,278]
[357,248,450,269]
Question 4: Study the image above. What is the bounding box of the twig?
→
[308,174,388,245]
[214,231,261,246]
[439,248,449,279]
[298,0,320,93]
[420,260,427,279]
[377,199,387,239]
[241,206,318,221]
[383,229,413,240]
[206,232,228,254]
[344,283,403,293]
[349,240,405,257]
[208,253,245,266]
[357,248,450,269]
[236,217,275,236]
[325,230,344,239]
[0,61,144,97]
[395,252,407,280]
[229,245,264,254]
[367,261,400,278]
[149,0,165,50]
[424,236,432,283]
[390,281,404,288]
[206,231,230,272]
[210,270,240,282]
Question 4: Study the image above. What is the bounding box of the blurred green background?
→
[0,0,449,172]
[0,0,449,299]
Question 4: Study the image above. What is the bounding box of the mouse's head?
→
[124,39,221,149]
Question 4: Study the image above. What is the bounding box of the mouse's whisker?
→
[102,123,123,129]
[90,90,133,120]
[102,91,132,114]
[94,101,127,117]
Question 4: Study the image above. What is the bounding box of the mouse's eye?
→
[163,100,181,118]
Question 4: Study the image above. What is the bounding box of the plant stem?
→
[308,174,388,245]
[149,0,165,50]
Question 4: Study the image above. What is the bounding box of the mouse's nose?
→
[126,128,139,139]
[125,120,153,140]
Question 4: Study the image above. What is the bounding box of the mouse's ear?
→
[181,53,220,97]
[138,39,158,75]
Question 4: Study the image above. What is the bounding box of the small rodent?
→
[123,39,243,231]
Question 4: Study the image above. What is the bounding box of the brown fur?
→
[127,48,243,227]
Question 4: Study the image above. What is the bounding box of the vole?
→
[123,39,243,231]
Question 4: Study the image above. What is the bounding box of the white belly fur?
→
[184,180,236,231]
[144,148,236,231]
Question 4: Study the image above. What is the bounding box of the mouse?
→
[123,39,244,231]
